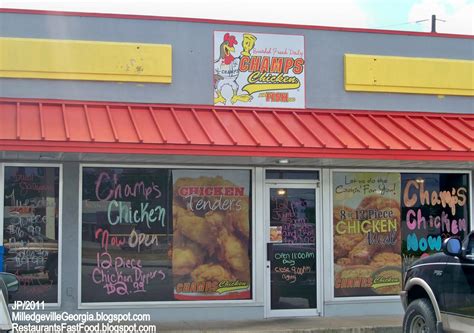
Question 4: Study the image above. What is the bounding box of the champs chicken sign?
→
[214,31,305,108]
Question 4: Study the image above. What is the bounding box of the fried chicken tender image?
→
[228,197,250,239]
[217,228,249,275]
[205,210,226,227]
[171,229,206,275]
[174,205,223,252]
[191,264,234,283]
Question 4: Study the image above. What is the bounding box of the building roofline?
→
[2,97,473,118]
[1,8,473,39]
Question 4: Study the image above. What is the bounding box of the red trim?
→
[1,141,472,162]
[1,8,472,39]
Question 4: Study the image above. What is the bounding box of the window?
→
[81,167,252,303]
[332,171,470,298]
[3,166,60,303]
[266,170,319,180]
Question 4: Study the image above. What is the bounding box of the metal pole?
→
[431,14,436,33]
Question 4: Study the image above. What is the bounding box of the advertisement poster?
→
[401,173,469,272]
[333,172,402,297]
[214,31,305,108]
[172,169,252,300]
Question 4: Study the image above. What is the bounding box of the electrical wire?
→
[374,20,427,29]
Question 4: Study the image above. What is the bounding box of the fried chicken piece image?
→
[333,233,365,260]
[174,205,223,253]
[348,236,400,265]
[348,236,402,266]
[348,237,371,265]
[172,243,205,276]
[191,263,234,284]
[333,205,364,261]
[217,228,250,275]
[357,195,400,220]
[336,257,352,266]
[370,252,401,268]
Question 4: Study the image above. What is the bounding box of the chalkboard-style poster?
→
[81,167,172,302]
[172,169,252,300]
[270,244,316,309]
[269,188,316,244]
[401,173,470,272]
[3,166,60,303]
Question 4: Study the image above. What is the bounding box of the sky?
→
[1,0,473,35]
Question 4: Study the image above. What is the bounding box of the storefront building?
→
[0,9,473,322]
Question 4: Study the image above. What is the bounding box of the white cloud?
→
[1,0,370,28]
[3,0,472,34]
[408,0,473,34]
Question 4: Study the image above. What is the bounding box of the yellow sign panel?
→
[345,54,473,96]
[0,37,172,83]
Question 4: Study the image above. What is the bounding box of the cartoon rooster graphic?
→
[214,33,253,105]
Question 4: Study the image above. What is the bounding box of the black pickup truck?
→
[401,231,474,333]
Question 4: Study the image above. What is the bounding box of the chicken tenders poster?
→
[214,31,305,108]
[333,172,402,297]
[172,170,252,300]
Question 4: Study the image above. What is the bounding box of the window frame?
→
[326,168,473,303]
[78,163,257,309]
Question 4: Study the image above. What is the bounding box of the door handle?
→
[267,243,272,261]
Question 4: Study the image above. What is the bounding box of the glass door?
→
[265,184,319,317]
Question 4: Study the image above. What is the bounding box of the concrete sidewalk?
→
[158,315,403,333]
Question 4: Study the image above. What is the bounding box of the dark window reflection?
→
[269,188,317,310]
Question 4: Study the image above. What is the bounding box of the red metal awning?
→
[0,98,473,161]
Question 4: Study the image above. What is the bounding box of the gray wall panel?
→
[61,162,80,311]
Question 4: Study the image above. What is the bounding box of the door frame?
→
[264,181,322,318]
